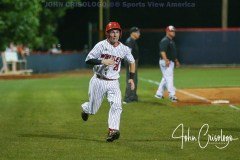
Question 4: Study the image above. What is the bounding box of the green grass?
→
[0,68,240,160]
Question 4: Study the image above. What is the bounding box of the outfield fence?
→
[1,28,240,73]
[119,28,240,65]
[0,53,87,73]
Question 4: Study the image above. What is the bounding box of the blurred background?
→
[0,0,240,74]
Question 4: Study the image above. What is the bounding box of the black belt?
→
[96,75,116,81]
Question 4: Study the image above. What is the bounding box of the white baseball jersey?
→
[85,39,135,79]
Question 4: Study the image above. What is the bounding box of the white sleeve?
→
[124,46,135,63]
[85,42,102,61]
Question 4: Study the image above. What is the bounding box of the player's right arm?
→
[86,59,114,66]
[85,42,114,66]
[159,39,170,67]
[160,51,170,67]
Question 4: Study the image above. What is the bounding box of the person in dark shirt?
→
[155,25,180,102]
[124,27,141,103]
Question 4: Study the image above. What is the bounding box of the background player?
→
[124,27,141,103]
[81,22,136,142]
[155,25,180,102]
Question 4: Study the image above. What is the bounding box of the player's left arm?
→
[175,59,180,68]
[128,62,135,90]
[173,43,180,68]
[124,46,135,90]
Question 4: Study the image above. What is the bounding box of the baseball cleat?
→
[123,100,137,104]
[155,94,164,99]
[169,96,178,102]
[106,130,120,142]
[81,111,89,121]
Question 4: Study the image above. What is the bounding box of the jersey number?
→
[113,63,119,71]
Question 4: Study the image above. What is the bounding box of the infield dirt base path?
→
[174,87,240,106]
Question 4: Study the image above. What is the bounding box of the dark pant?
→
[124,60,138,102]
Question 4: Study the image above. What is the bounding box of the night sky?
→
[57,0,240,50]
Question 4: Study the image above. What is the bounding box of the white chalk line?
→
[140,77,240,111]
[140,77,211,103]
[228,104,240,110]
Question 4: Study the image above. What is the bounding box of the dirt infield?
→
[0,70,92,80]
[0,74,56,80]
[175,87,240,106]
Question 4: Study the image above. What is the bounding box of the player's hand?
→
[165,59,170,67]
[102,59,115,66]
[128,79,135,90]
[176,61,181,68]
[175,60,180,68]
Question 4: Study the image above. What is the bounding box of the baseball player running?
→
[81,22,135,142]
[155,25,180,102]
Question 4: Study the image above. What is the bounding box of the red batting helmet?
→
[105,22,122,36]
[166,25,176,32]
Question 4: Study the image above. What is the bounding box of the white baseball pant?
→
[156,59,176,97]
[81,75,122,130]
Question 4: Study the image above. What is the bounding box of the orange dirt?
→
[173,88,240,106]
[0,74,55,80]
[0,69,92,80]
